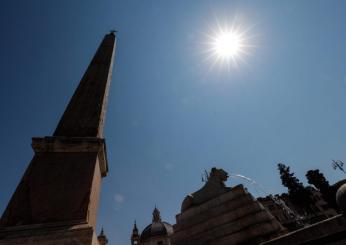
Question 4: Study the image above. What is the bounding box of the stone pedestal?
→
[0,137,106,245]
[172,185,286,245]
[0,222,99,245]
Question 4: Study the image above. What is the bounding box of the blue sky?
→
[1,0,346,244]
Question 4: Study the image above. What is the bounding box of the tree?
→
[306,169,337,209]
[306,170,329,191]
[278,163,304,191]
[277,163,314,212]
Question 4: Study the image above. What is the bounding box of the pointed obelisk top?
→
[53,32,116,137]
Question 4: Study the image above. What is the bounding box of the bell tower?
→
[131,221,141,245]
[0,32,116,244]
[97,228,109,245]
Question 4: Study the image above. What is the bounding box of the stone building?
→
[0,32,116,244]
[131,207,173,245]
[171,168,286,245]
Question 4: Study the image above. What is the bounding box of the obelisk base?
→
[0,222,100,245]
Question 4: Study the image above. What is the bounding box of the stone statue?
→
[181,167,231,212]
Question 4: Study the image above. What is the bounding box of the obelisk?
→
[0,32,116,244]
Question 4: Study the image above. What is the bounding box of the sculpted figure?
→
[181,167,231,212]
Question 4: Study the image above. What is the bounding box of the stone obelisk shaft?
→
[0,33,116,245]
[54,33,115,137]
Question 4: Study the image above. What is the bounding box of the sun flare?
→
[213,31,242,59]
[204,19,252,69]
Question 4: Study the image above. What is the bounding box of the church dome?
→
[139,207,173,243]
[140,221,173,242]
[336,183,346,212]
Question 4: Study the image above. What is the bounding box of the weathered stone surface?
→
[54,33,116,138]
[173,203,266,241]
[215,220,283,245]
[0,151,101,227]
[176,210,279,244]
[174,195,260,233]
[32,137,108,177]
[173,184,285,245]
[0,224,99,245]
[181,168,231,212]
[262,214,346,245]
[176,185,249,225]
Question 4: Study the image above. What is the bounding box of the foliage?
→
[306,170,329,191]
[306,169,337,210]
[277,163,314,211]
[278,163,304,191]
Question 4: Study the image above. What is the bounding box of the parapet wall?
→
[262,214,346,245]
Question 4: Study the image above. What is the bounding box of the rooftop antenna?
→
[332,160,346,174]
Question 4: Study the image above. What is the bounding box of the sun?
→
[213,31,242,59]
[203,19,252,69]
[209,28,246,66]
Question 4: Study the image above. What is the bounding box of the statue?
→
[181,167,231,212]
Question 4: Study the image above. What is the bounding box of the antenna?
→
[331,160,346,174]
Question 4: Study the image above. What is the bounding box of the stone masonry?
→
[172,169,286,245]
[0,32,116,245]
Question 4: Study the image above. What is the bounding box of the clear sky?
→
[1,0,346,244]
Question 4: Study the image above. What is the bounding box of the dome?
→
[140,221,173,242]
[336,183,346,212]
[139,207,173,243]
[333,179,346,190]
